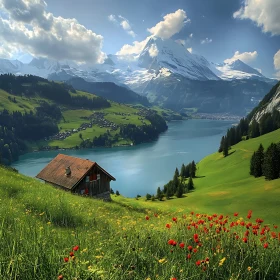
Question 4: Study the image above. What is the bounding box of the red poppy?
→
[187,245,193,251]
[166,223,171,229]
[242,237,248,243]
[179,242,185,249]
[171,278,177,280]
[247,210,252,219]
[154,213,158,217]
[73,246,79,251]
[274,225,278,229]
[196,260,201,266]
[168,239,177,246]
[64,257,69,262]
[145,216,149,220]
[172,217,177,222]
[190,211,194,215]
[58,275,63,280]
[205,257,209,262]
[263,243,268,249]
[193,248,198,253]
[69,252,74,257]
[234,212,238,217]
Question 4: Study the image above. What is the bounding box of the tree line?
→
[146,161,196,201]
[250,143,280,180]
[218,82,280,156]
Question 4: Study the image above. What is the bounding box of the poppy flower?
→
[186,254,191,259]
[69,252,74,257]
[168,239,177,246]
[187,245,193,251]
[64,257,69,262]
[73,246,79,251]
[196,260,201,266]
[263,243,268,249]
[166,223,171,229]
[58,275,63,280]
[179,242,185,248]
[193,248,198,253]
[247,210,252,219]
[145,216,149,220]
[172,217,177,222]
[171,278,177,280]
[242,237,248,243]
[234,212,238,217]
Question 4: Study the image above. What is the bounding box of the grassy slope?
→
[0,88,152,149]
[115,129,280,225]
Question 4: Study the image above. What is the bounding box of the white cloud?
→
[148,44,158,57]
[116,37,151,56]
[0,0,105,63]
[233,0,280,35]
[147,9,189,39]
[224,51,258,64]
[254,68,262,73]
[274,50,280,70]
[189,33,193,38]
[187,47,193,53]
[0,43,19,59]
[108,14,136,37]
[201,38,212,44]
[108,14,117,23]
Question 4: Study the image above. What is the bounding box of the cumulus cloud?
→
[189,33,193,38]
[187,47,193,53]
[200,38,212,44]
[147,9,189,39]
[148,44,159,57]
[108,14,136,37]
[0,0,105,63]
[0,43,19,59]
[224,51,258,64]
[233,0,280,35]
[116,37,151,56]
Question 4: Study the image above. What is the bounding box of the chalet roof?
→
[36,154,115,190]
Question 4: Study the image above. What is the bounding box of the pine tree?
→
[263,143,280,180]
[176,181,184,198]
[223,136,229,157]
[250,152,256,176]
[180,163,186,177]
[250,120,260,138]
[218,136,224,153]
[190,160,197,178]
[254,144,264,177]
[156,187,163,200]
[188,176,194,191]
[173,168,179,194]
[166,185,172,199]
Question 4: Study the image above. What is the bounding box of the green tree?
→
[250,152,256,176]
[250,120,260,138]
[180,163,186,177]
[223,136,229,157]
[190,160,197,178]
[176,181,184,198]
[187,176,194,191]
[263,143,280,180]
[156,187,163,201]
[218,136,224,153]
[254,144,264,177]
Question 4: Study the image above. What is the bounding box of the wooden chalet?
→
[36,154,116,200]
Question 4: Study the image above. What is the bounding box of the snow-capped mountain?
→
[215,59,266,81]
[0,36,275,93]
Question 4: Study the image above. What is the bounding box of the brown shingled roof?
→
[36,154,115,190]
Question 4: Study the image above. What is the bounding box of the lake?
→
[12,119,233,197]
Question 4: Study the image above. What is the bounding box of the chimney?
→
[65,166,71,176]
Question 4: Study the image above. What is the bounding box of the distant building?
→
[36,154,115,200]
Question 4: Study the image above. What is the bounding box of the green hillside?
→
[116,128,280,225]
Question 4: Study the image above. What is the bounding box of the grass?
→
[1,162,280,279]
[113,128,280,225]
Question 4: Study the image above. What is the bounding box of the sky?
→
[0,0,279,79]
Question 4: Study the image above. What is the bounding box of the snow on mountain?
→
[215,59,266,81]
[138,37,219,81]
[0,37,274,92]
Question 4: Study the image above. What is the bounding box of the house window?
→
[86,176,90,183]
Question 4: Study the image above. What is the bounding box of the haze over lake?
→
[13,119,233,197]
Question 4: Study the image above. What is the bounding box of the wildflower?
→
[158,258,166,264]
[263,243,268,249]
[168,239,177,246]
[171,278,177,280]
[145,216,150,220]
[73,246,79,251]
[187,245,192,251]
[58,275,63,280]
[196,260,201,266]
[219,257,226,266]
[172,217,177,222]
[179,242,185,249]
[69,252,74,257]
[166,223,171,229]
[193,248,198,253]
[205,257,210,263]
[247,267,252,272]
[186,254,191,260]
[64,257,69,262]
[234,212,238,217]
[247,210,252,219]
[242,237,248,243]
[273,225,278,229]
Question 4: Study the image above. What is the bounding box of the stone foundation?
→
[94,191,112,201]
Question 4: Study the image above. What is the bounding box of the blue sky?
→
[0,0,279,78]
